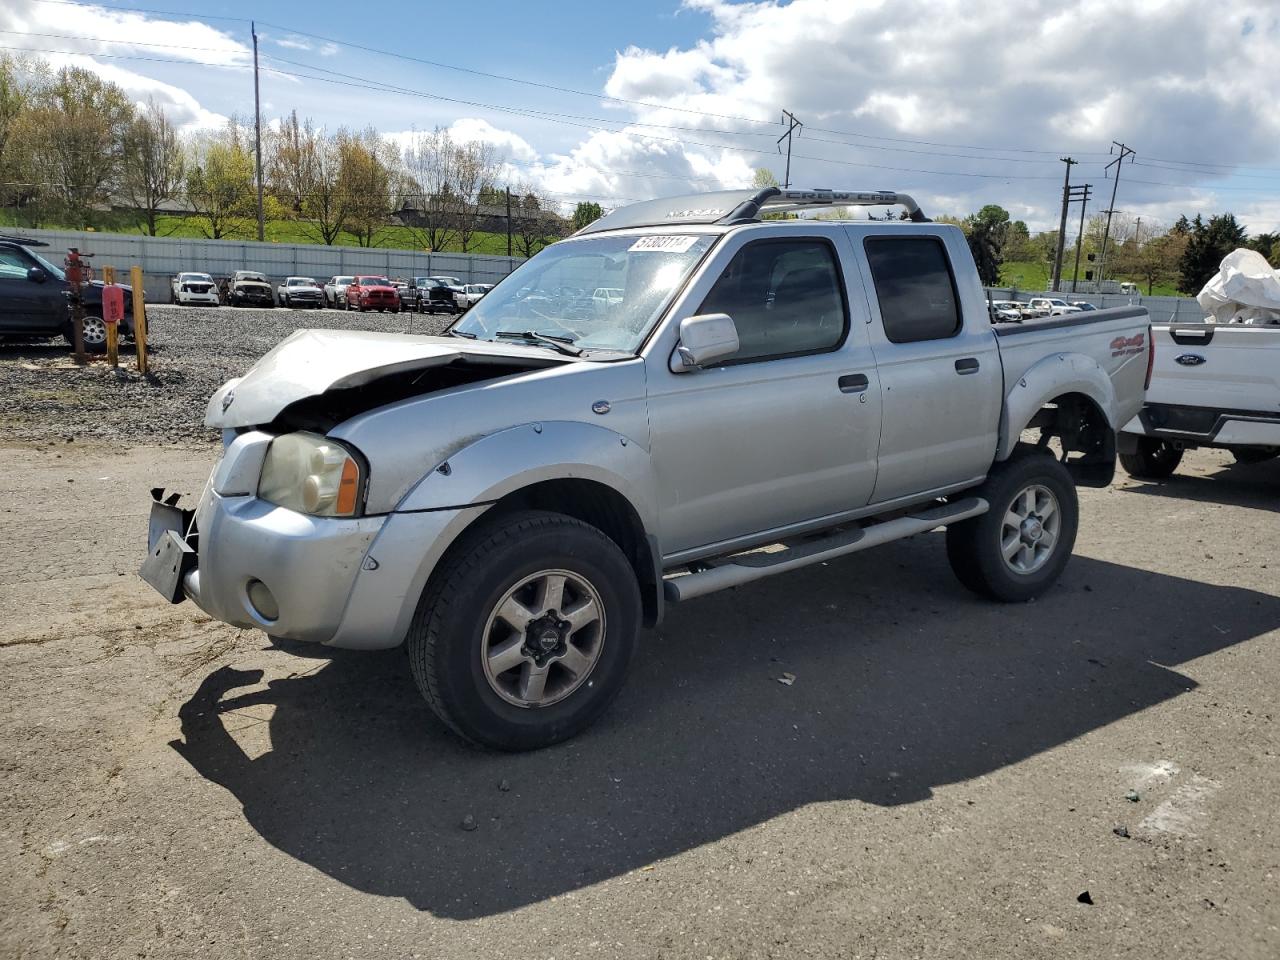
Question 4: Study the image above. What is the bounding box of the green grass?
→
[998,260,1181,297]
[0,209,547,255]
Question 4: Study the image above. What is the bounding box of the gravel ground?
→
[1,442,1277,959]
[0,305,455,445]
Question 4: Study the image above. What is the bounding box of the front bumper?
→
[140,432,489,648]
[177,290,219,304]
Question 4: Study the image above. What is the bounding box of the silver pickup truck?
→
[142,187,1152,750]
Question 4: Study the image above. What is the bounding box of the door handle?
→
[838,373,869,393]
[955,357,980,375]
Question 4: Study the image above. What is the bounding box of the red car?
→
[345,275,400,312]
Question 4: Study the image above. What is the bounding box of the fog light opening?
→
[246,579,280,622]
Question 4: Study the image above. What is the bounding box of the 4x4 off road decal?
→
[1110,332,1145,357]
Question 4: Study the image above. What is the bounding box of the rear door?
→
[849,228,1002,504]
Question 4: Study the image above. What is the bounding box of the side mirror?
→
[27,266,47,283]
[669,313,740,372]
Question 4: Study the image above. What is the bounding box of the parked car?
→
[414,277,459,314]
[1119,321,1279,478]
[1070,301,1098,312]
[324,276,354,308]
[988,299,1024,322]
[170,272,219,306]
[453,283,493,310]
[0,234,137,351]
[1026,297,1083,317]
[345,275,400,312]
[277,276,324,309]
[221,271,275,308]
[141,186,1151,751]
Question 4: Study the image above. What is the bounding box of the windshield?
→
[288,278,315,286]
[238,273,267,282]
[180,272,211,282]
[453,233,716,353]
[360,277,390,286]
[28,249,66,281]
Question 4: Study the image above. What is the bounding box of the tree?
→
[184,121,256,239]
[402,127,459,252]
[340,128,399,247]
[964,204,1010,286]
[572,201,603,231]
[26,66,132,225]
[0,55,34,210]
[268,110,318,218]
[751,167,779,189]
[1178,213,1247,294]
[512,185,563,258]
[118,98,185,236]
[452,139,498,253]
[1247,231,1280,268]
[1001,220,1034,262]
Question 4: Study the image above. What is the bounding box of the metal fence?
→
[985,287,1207,323]
[11,227,526,302]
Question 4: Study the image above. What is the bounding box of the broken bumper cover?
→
[141,488,488,649]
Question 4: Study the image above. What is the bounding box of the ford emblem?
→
[221,389,236,412]
[1174,353,1206,367]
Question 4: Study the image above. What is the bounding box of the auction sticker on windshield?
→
[629,235,700,253]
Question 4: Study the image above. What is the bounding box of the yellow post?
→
[103,265,118,368]
[130,265,147,374]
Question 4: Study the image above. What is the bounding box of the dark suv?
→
[0,236,137,351]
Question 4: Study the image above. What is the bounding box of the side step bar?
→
[663,497,988,603]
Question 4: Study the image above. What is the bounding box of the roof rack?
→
[0,234,50,247]
[576,186,929,235]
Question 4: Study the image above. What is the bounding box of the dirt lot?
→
[0,304,453,444]
[1,432,1277,959]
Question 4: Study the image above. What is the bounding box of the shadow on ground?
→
[171,534,1280,919]
[1119,455,1279,512]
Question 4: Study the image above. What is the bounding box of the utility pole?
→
[1051,156,1078,292]
[1096,140,1136,287]
[1134,216,1142,245]
[252,21,265,243]
[505,187,512,257]
[776,110,803,189]
[1070,183,1092,294]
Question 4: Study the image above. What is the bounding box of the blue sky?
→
[5,0,1280,234]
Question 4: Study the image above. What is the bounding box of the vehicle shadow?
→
[171,536,1280,919]
[1119,457,1280,512]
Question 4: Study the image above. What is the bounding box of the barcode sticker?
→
[628,235,699,253]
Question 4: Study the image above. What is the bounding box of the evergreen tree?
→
[1178,213,1246,294]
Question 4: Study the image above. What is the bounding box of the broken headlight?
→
[257,432,364,517]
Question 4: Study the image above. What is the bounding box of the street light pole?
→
[252,21,265,243]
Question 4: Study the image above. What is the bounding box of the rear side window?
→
[697,238,847,363]
[864,237,961,343]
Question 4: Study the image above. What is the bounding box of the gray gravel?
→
[0,304,454,444]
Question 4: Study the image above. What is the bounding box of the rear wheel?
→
[407,510,640,751]
[1119,437,1183,479]
[946,451,1078,602]
[63,316,109,353]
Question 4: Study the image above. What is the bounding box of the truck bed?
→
[993,306,1152,417]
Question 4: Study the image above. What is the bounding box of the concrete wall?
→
[11,227,526,302]
[985,287,1206,323]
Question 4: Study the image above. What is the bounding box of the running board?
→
[663,497,988,603]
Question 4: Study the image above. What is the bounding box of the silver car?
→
[143,187,1151,751]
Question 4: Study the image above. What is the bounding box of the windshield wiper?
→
[494,330,583,356]
[447,328,477,339]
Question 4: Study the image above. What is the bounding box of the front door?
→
[646,233,882,558]
[0,247,55,332]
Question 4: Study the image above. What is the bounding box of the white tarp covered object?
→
[1197,248,1280,324]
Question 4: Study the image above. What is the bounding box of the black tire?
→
[1119,437,1183,479]
[169,288,176,305]
[1231,448,1278,465]
[946,451,1079,603]
[407,510,641,751]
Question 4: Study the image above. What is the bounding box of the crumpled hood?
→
[206,329,562,429]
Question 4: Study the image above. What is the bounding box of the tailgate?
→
[1149,324,1280,415]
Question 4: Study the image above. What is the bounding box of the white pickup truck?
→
[1119,322,1280,476]
[141,187,1152,750]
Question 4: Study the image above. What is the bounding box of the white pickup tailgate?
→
[1148,323,1280,416]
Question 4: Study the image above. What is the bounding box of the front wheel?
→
[407,511,640,751]
[1119,437,1183,479]
[946,451,1079,603]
